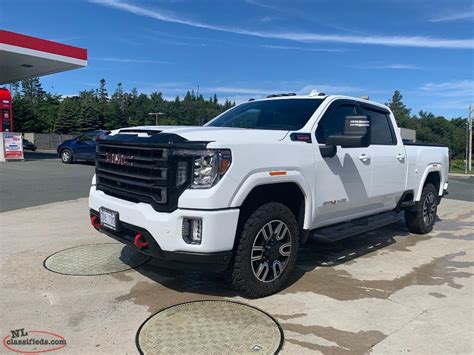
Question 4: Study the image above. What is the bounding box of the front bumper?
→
[89,188,239,269]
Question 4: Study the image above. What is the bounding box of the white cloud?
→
[381,64,418,69]
[261,44,344,52]
[89,0,474,49]
[430,10,474,23]
[92,57,170,64]
[420,80,474,98]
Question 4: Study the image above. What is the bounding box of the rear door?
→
[312,100,374,227]
[361,105,406,208]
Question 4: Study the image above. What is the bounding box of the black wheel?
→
[230,202,299,298]
[60,149,73,164]
[405,183,438,234]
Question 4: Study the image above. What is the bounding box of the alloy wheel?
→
[251,220,292,283]
[423,191,436,226]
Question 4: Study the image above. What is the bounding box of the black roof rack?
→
[266,93,297,98]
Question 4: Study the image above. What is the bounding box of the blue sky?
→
[2,0,473,117]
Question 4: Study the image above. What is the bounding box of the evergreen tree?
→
[386,90,415,129]
[77,90,100,132]
[55,97,80,133]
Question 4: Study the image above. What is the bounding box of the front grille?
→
[96,142,179,211]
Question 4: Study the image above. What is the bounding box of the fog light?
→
[182,218,202,244]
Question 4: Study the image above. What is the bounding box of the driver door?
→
[311,100,374,228]
[75,132,96,159]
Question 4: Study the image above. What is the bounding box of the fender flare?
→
[415,164,443,201]
[229,170,313,229]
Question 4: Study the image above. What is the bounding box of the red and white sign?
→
[3,133,23,159]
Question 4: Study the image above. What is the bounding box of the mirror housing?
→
[327,115,370,148]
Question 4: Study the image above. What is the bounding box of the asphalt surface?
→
[0,198,472,353]
[0,150,472,213]
[0,151,94,212]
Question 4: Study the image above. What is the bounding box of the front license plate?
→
[100,207,119,231]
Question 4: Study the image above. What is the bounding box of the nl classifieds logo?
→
[2,328,67,353]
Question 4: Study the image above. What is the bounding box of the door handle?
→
[396,154,405,161]
[359,154,370,162]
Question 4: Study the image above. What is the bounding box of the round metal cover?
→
[44,243,150,276]
[136,300,283,354]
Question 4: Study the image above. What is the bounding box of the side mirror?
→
[326,115,370,148]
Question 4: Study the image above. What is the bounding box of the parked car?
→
[57,130,109,164]
[22,138,37,151]
[88,93,449,298]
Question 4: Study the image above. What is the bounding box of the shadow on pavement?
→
[24,151,58,160]
[132,220,412,298]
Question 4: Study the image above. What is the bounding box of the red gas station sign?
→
[0,88,13,132]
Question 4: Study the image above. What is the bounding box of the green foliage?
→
[8,78,470,159]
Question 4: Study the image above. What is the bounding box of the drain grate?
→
[43,243,150,276]
[136,300,283,354]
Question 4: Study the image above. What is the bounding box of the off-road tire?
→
[60,149,73,164]
[230,202,300,298]
[405,183,438,234]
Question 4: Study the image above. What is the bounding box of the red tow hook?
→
[134,232,149,249]
[91,215,101,229]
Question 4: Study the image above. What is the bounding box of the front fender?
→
[229,170,313,229]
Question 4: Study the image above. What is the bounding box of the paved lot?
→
[0,151,94,212]
[448,174,474,202]
[0,198,472,354]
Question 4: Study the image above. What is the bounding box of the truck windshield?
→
[207,98,324,130]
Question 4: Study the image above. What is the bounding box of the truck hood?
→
[113,126,289,143]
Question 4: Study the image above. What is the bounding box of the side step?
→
[311,211,401,242]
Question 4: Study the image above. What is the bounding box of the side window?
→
[81,132,96,142]
[316,103,357,144]
[362,107,396,145]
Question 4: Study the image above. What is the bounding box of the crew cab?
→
[88,93,449,298]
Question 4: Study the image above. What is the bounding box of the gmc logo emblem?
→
[105,153,133,166]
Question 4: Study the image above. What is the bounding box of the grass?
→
[449,159,473,174]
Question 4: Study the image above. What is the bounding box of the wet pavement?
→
[0,198,472,354]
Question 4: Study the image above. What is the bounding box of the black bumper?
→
[90,209,232,272]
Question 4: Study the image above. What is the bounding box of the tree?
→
[77,90,100,132]
[97,79,109,128]
[55,97,80,133]
[386,90,415,129]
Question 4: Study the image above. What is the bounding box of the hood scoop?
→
[118,129,162,136]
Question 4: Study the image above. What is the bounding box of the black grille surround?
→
[95,132,210,212]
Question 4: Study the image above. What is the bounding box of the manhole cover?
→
[44,243,150,276]
[136,300,283,354]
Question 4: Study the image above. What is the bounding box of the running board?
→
[311,211,401,242]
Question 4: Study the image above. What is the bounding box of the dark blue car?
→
[57,130,109,164]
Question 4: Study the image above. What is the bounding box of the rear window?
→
[207,98,323,130]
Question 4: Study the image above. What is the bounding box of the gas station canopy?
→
[0,29,87,85]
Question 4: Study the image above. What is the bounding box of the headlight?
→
[173,149,232,189]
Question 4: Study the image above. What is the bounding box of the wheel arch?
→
[415,166,442,201]
[230,171,312,240]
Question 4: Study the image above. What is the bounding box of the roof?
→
[0,29,87,85]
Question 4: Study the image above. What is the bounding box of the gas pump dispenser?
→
[0,88,13,132]
[0,88,23,161]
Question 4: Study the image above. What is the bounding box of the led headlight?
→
[174,149,231,189]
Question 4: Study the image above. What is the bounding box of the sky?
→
[1,0,473,118]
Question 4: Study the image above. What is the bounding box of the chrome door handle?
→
[359,154,370,162]
[396,154,405,161]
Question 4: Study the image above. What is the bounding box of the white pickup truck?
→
[89,93,449,298]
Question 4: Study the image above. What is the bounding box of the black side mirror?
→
[326,115,370,148]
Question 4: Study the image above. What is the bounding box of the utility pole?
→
[468,104,473,172]
[148,112,164,126]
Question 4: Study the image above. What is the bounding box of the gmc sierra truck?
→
[88,93,449,298]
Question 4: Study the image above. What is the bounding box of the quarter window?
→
[362,107,396,145]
